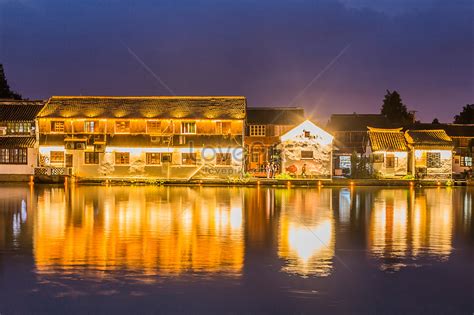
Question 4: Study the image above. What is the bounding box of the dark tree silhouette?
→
[454,105,474,124]
[380,90,413,124]
[432,118,440,124]
[0,64,22,100]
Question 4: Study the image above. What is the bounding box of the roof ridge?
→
[50,95,246,99]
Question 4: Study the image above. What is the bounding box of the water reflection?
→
[0,185,472,283]
[278,189,335,277]
[33,187,244,277]
[369,188,453,271]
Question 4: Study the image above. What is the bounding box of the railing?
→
[35,167,73,176]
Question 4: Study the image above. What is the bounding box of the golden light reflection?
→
[33,187,244,278]
[278,189,335,277]
[369,189,453,271]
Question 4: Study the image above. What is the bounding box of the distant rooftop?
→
[0,100,45,121]
[405,129,453,149]
[247,107,305,125]
[326,113,393,131]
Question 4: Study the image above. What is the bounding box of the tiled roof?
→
[406,123,474,138]
[405,129,454,149]
[0,137,36,148]
[368,127,408,152]
[326,114,393,131]
[0,100,45,121]
[38,96,246,120]
[247,107,305,125]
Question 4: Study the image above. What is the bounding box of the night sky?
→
[0,0,472,123]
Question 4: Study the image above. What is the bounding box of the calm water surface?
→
[0,185,472,313]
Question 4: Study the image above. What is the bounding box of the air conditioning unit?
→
[151,136,161,144]
[65,142,75,150]
[75,142,86,150]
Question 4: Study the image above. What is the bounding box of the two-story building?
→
[0,100,44,181]
[36,96,246,180]
[245,107,304,176]
[326,113,393,176]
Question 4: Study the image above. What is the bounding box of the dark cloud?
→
[0,0,472,122]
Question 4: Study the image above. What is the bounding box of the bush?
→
[275,173,293,180]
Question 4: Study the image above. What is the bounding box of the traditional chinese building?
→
[277,120,333,179]
[0,100,44,181]
[36,96,246,180]
[326,113,392,176]
[245,107,304,176]
[405,129,454,180]
[407,123,474,175]
[365,127,409,178]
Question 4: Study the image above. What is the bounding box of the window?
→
[216,153,231,165]
[7,122,31,135]
[251,152,260,163]
[182,152,197,165]
[115,152,130,165]
[51,121,65,133]
[84,152,99,164]
[459,138,470,147]
[115,121,130,133]
[161,153,172,163]
[461,156,472,167]
[216,121,232,134]
[373,153,384,163]
[339,155,351,169]
[301,151,314,159]
[304,130,311,138]
[146,153,161,165]
[0,148,27,164]
[427,152,441,168]
[386,155,397,168]
[50,151,64,163]
[84,121,97,133]
[181,122,196,134]
[147,120,161,134]
[249,125,265,136]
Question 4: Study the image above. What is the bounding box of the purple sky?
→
[0,0,472,123]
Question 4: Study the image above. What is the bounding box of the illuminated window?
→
[50,151,64,163]
[216,121,232,134]
[147,120,161,134]
[181,122,196,134]
[84,152,99,164]
[216,153,231,165]
[339,155,351,169]
[427,152,441,168]
[386,155,397,168]
[182,152,197,165]
[115,121,130,133]
[0,148,27,164]
[146,153,161,165]
[161,153,172,163]
[251,152,260,163]
[304,130,311,138]
[461,156,472,167]
[373,153,384,163]
[301,151,314,159]
[51,121,65,133]
[115,152,130,165]
[249,125,265,136]
[84,121,96,133]
[7,122,31,135]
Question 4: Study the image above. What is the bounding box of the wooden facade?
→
[36,96,246,180]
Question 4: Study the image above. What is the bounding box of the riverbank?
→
[38,176,474,187]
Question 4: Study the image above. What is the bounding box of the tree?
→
[380,90,413,124]
[454,104,474,124]
[0,64,22,99]
[432,118,440,124]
